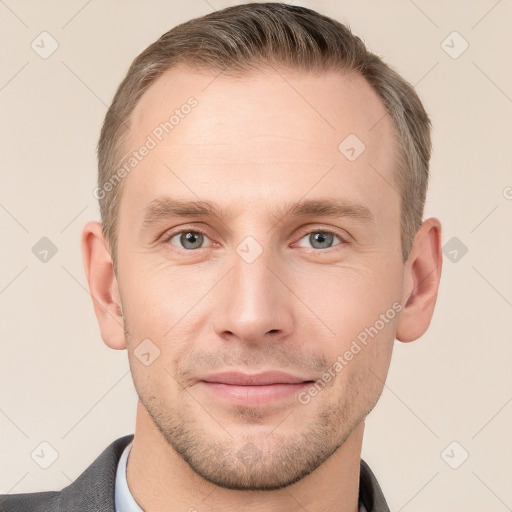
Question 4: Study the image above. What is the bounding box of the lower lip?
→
[200,381,312,407]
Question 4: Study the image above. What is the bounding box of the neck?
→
[127,401,364,512]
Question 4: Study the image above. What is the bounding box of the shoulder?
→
[0,491,60,511]
[0,435,134,512]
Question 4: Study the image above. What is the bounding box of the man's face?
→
[116,65,403,490]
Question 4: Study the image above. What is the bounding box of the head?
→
[83,2,441,491]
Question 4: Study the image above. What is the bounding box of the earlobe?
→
[396,218,443,343]
[81,221,126,350]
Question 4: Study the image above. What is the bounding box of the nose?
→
[212,246,295,346]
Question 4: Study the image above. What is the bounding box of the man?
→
[0,2,442,511]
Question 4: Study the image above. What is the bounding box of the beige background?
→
[1,1,511,510]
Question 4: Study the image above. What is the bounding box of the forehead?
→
[120,64,398,228]
[128,64,394,154]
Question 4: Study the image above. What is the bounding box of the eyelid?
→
[294,225,350,243]
[291,225,349,250]
[161,225,215,249]
[161,224,350,252]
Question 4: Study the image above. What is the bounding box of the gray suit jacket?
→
[0,434,390,511]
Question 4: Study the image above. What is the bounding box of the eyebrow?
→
[141,196,374,229]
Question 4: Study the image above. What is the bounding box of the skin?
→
[82,64,442,512]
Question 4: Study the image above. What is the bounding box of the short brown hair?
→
[97,2,431,268]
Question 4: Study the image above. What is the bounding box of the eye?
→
[164,229,212,250]
[295,229,346,250]
[162,227,347,252]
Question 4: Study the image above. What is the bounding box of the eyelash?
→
[161,226,348,252]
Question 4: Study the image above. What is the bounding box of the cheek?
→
[319,316,396,421]
[292,262,402,340]
[120,263,208,378]
[309,269,399,397]
[120,261,188,331]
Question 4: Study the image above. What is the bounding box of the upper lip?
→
[201,371,312,386]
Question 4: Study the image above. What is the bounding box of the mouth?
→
[199,371,315,407]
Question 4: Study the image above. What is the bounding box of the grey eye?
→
[296,231,342,250]
[170,231,207,250]
[309,232,334,249]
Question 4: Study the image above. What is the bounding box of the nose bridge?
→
[216,236,293,342]
[233,239,280,316]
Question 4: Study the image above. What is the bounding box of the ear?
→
[81,221,126,350]
[396,217,442,343]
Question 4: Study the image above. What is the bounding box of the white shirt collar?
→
[115,441,144,512]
